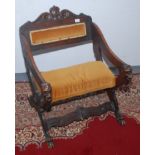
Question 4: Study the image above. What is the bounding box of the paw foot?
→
[115,112,126,126]
[117,118,126,126]
[47,141,54,148]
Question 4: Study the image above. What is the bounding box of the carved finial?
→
[49,6,61,20]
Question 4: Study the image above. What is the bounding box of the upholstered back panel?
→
[30,23,86,45]
[20,6,92,55]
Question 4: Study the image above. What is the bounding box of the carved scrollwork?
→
[41,82,51,92]
[118,64,133,92]
[61,9,77,19]
[40,82,52,111]
[123,65,132,84]
[33,6,77,23]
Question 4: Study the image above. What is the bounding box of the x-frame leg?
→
[107,88,126,125]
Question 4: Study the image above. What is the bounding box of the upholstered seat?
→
[41,61,116,103]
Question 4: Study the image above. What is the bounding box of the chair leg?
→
[28,94,54,147]
[28,95,35,108]
[37,111,54,148]
[107,89,126,126]
[37,110,54,148]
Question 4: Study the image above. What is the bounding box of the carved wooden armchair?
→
[19,6,132,147]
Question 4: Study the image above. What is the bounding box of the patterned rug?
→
[15,74,140,150]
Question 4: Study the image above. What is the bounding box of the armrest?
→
[20,34,52,105]
[92,23,132,86]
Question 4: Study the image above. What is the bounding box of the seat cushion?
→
[41,61,116,103]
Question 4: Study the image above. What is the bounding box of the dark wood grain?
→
[46,102,114,128]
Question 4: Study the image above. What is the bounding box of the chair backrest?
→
[20,6,93,56]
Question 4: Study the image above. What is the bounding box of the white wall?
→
[15,0,140,73]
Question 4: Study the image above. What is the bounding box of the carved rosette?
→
[34,6,77,22]
[41,82,52,103]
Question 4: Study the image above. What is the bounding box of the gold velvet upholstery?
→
[41,61,116,103]
[30,23,86,45]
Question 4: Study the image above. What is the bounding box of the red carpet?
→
[15,115,140,155]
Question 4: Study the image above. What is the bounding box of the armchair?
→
[19,6,132,147]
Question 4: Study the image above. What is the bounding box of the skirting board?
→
[15,66,140,82]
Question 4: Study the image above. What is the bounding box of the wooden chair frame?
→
[19,6,132,147]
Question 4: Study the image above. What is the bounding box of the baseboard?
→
[15,65,140,82]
